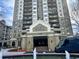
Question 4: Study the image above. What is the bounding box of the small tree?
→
[69,0,79,34]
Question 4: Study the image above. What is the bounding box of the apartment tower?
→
[12,0,73,51]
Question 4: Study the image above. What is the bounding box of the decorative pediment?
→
[33,24,47,32]
[30,20,50,32]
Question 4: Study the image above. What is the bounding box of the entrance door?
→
[33,36,48,51]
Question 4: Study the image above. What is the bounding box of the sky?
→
[68,0,79,34]
[0,0,15,26]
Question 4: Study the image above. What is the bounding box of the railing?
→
[3,53,79,59]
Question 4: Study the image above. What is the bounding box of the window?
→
[33,7,36,9]
[60,13,62,16]
[24,13,32,15]
[44,10,47,13]
[44,15,48,17]
[59,10,62,12]
[54,31,61,33]
[59,5,61,8]
[43,3,47,5]
[44,0,47,1]
[19,12,22,14]
[44,6,47,9]
[53,0,56,2]
[58,2,60,4]
[24,17,27,19]
[33,4,37,6]
[45,18,48,21]
[20,5,22,7]
[53,24,57,26]
[53,15,57,17]
[24,9,27,11]
[33,11,36,13]
[19,16,21,18]
[29,9,32,11]
[22,32,26,35]
[20,1,22,3]
[33,15,36,17]
[22,28,26,30]
[33,0,36,2]
[28,17,32,19]
[20,8,22,11]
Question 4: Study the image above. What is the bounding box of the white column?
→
[32,0,37,23]
[21,38,26,49]
[42,0,49,23]
[56,0,64,17]
[18,0,24,20]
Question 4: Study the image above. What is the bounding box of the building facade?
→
[12,0,73,51]
[0,20,12,48]
[0,20,6,41]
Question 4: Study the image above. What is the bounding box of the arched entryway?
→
[33,36,48,51]
[3,42,7,48]
[12,41,16,47]
[0,43,2,47]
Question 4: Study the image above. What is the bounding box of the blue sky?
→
[0,0,14,26]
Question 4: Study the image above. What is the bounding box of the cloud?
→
[0,0,14,26]
[0,7,1,11]
[5,16,13,26]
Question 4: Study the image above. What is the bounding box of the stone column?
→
[48,36,60,51]
[10,41,12,47]
[2,42,4,48]
[7,41,10,47]
[15,40,18,48]
[26,36,33,51]
[21,37,26,50]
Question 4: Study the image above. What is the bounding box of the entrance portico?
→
[21,20,60,51]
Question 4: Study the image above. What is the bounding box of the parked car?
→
[55,36,79,53]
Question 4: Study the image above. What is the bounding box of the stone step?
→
[36,46,48,51]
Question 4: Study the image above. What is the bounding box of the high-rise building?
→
[12,0,73,51]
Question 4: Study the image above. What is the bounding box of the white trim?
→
[56,0,64,17]
[18,0,24,20]
[42,0,49,23]
[32,0,37,24]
